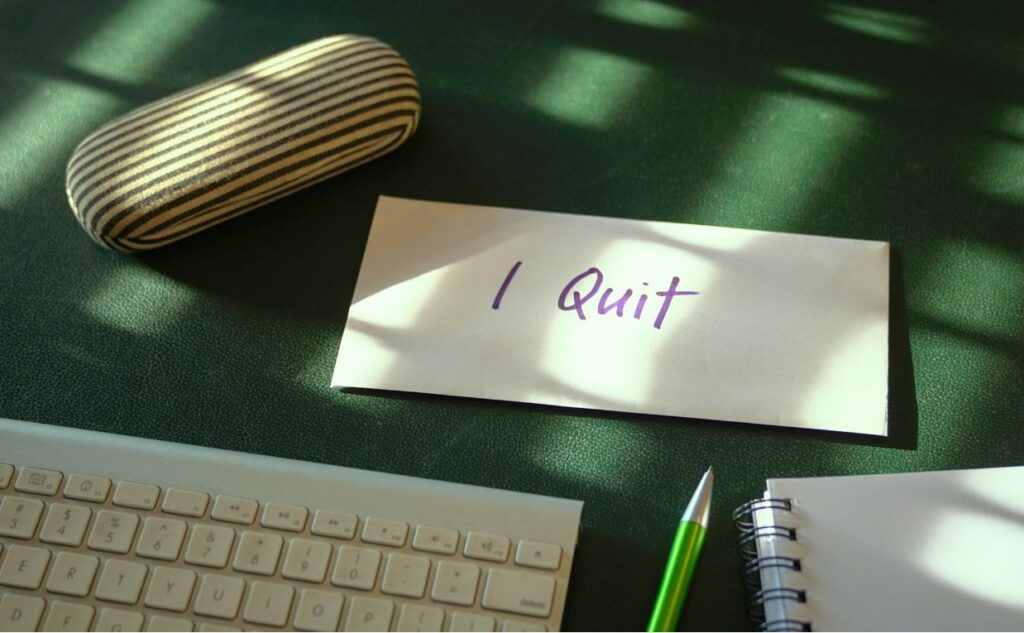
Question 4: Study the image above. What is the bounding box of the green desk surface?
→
[2,1,1022,630]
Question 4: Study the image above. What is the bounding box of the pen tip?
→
[681,467,714,526]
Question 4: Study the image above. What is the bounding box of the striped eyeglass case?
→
[66,35,421,251]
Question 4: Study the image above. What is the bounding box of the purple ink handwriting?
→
[493,261,698,330]
[491,260,522,310]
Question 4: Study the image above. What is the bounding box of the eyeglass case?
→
[66,35,420,251]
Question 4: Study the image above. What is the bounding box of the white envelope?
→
[333,196,890,435]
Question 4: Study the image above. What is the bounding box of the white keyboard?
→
[0,418,583,632]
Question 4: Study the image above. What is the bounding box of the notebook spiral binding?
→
[733,498,812,632]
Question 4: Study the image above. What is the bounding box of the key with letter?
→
[193,574,245,620]
[144,566,197,612]
[0,544,51,589]
[293,589,344,631]
[46,552,100,597]
[95,559,148,604]
[243,581,295,627]
[43,601,95,631]
[0,593,46,631]
[94,607,144,632]
[344,596,394,632]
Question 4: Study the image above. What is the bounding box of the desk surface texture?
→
[1,1,1022,630]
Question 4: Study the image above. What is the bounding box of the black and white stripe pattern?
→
[66,35,421,251]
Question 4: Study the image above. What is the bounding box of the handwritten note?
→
[332,197,890,435]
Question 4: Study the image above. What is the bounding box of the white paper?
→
[759,466,1024,630]
[332,196,890,435]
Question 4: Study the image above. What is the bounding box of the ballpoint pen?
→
[647,467,714,632]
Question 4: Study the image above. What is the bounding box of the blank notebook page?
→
[756,466,1024,631]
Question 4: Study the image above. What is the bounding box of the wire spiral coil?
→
[733,497,812,632]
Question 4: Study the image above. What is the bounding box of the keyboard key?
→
[0,496,44,539]
[465,532,510,563]
[482,569,555,618]
[44,601,95,631]
[243,580,295,627]
[211,495,257,525]
[162,488,209,517]
[39,502,92,546]
[46,551,100,596]
[144,566,196,612]
[95,607,145,632]
[232,531,283,575]
[113,481,160,510]
[0,464,13,488]
[432,560,481,606]
[412,525,459,555]
[261,502,308,532]
[15,467,62,495]
[331,545,381,590]
[184,524,235,568]
[282,538,332,583]
[514,541,562,571]
[0,593,45,631]
[64,473,112,503]
[343,596,394,632]
[502,620,546,632]
[448,612,496,632]
[293,589,344,632]
[198,625,241,632]
[137,517,188,561]
[396,604,445,632]
[0,544,51,589]
[95,559,149,604]
[362,517,408,547]
[310,509,357,539]
[147,615,194,631]
[381,553,430,598]
[88,510,140,554]
[193,574,245,620]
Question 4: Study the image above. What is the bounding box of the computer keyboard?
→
[0,418,583,632]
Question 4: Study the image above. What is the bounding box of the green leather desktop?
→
[1,1,1022,630]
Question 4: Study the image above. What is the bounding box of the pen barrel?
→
[647,522,706,632]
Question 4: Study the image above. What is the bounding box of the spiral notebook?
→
[734,466,1024,631]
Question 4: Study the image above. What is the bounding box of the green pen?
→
[647,467,714,632]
